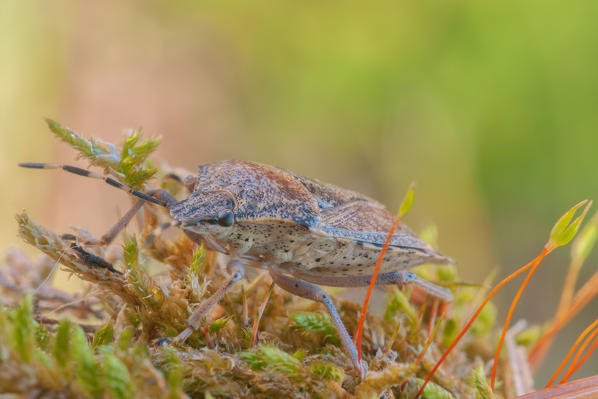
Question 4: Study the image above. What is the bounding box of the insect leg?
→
[66,188,177,246]
[96,199,146,245]
[292,269,416,287]
[269,269,364,376]
[172,259,245,343]
[102,189,177,246]
[19,163,168,207]
[293,270,453,301]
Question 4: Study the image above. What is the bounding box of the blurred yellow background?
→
[2,0,597,384]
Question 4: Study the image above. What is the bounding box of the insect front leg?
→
[172,258,245,344]
[269,269,365,377]
[73,189,177,246]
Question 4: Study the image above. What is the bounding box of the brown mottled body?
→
[173,160,451,277]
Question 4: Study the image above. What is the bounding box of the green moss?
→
[46,118,160,189]
[291,311,341,346]
[310,360,345,382]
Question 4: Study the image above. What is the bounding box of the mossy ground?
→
[0,121,511,398]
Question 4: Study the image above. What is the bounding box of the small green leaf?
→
[13,294,35,363]
[209,316,231,333]
[72,326,102,398]
[92,323,114,348]
[53,319,72,367]
[398,182,415,217]
[102,352,133,399]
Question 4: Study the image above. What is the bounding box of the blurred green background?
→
[2,0,598,385]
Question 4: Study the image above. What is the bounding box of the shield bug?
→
[20,159,453,374]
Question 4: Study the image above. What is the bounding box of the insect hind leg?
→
[269,269,365,377]
[292,269,453,302]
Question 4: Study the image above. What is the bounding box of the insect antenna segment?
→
[19,163,168,207]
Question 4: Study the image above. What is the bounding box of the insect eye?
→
[217,212,235,227]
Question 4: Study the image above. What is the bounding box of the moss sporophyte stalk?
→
[2,119,596,398]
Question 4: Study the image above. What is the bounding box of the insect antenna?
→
[19,163,167,207]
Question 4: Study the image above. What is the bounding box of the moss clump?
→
[0,121,517,398]
[0,295,186,398]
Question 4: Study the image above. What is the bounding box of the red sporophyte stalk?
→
[565,327,598,380]
[354,183,415,361]
[490,246,551,388]
[417,200,591,398]
[545,318,598,387]
[561,322,598,383]
[416,253,545,397]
